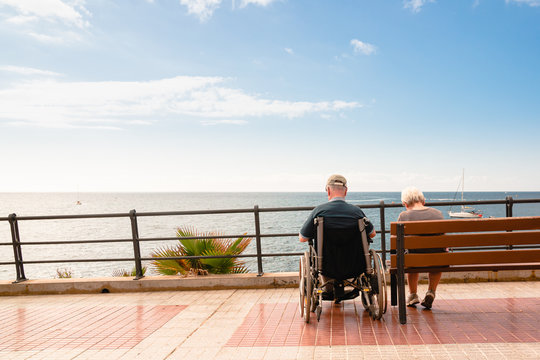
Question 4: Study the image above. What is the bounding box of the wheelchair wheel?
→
[299,255,306,319]
[373,249,387,315]
[303,252,312,323]
[368,249,387,320]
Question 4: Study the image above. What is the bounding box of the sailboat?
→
[448,170,482,218]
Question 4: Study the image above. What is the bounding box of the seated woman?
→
[398,186,445,309]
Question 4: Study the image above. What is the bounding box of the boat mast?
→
[461,169,465,211]
[461,168,464,202]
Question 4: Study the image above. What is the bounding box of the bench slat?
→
[391,263,540,273]
[390,216,540,235]
[390,249,540,268]
[390,231,540,249]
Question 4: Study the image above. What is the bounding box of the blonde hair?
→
[401,186,425,206]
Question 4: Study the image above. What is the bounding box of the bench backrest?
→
[390,216,540,268]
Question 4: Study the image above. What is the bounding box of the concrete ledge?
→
[1,270,537,296]
[0,272,298,296]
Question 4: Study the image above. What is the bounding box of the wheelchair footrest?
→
[339,288,360,301]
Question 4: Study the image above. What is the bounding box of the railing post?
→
[8,213,27,283]
[396,223,407,325]
[129,210,144,279]
[379,200,386,268]
[505,197,514,250]
[254,205,264,276]
[505,196,514,217]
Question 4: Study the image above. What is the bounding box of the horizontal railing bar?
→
[22,258,135,264]
[141,253,303,261]
[135,208,259,216]
[256,206,314,212]
[506,198,540,204]
[15,239,134,245]
[0,213,130,221]
[139,233,300,241]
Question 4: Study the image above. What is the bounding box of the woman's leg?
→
[428,272,442,291]
[407,273,419,294]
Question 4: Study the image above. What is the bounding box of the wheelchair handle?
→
[359,218,373,275]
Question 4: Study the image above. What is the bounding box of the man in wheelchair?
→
[298,175,386,322]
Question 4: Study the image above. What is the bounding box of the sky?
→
[0,0,539,192]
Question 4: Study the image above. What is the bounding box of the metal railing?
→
[1,196,539,283]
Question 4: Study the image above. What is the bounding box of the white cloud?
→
[284,48,294,55]
[506,0,540,6]
[179,0,222,21]
[239,0,278,7]
[5,15,38,24]
[350,39,376,55]
[0,0,90,28]
[201,119,248,125]
[181,0,278,20]
[0,76,362,129]
[0,0,91,44]
[28,31,82,44]
[0,65,62,76]
[403,0,435,13]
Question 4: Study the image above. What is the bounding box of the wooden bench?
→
[390,216,540,324]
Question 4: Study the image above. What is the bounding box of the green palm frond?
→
[151,226,252,275]
[150,246,190,275]
[176,227,217,269]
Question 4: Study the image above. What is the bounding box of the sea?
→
[1,192,539,281]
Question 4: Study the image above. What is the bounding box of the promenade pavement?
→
[1,281,539,359]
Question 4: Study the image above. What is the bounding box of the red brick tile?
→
[226,297,539,347]
[1,305,186,351]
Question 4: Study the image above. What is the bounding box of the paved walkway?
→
[0,281,539,359]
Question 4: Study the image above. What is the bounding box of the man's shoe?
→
[407,293,420,307]
[421,290,435,309]
[334,282,345,300]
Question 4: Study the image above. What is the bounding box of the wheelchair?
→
[299,216,387,322]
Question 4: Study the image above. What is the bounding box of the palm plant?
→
[151,226,251,275]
